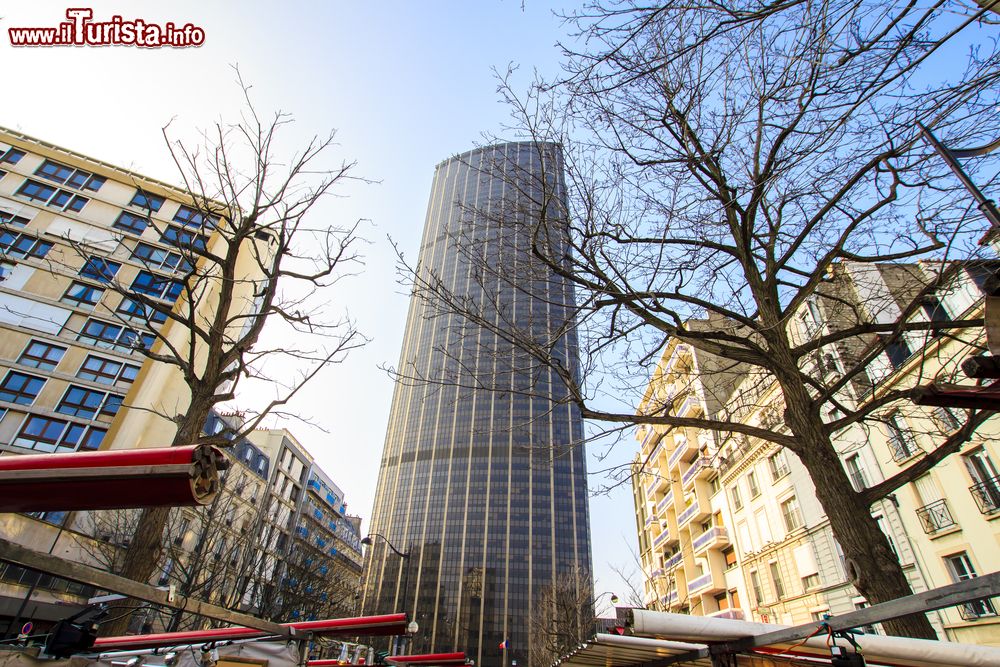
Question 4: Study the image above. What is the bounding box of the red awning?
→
[386,653,468,666]
[92,614,409,652]
[0,445,225,511]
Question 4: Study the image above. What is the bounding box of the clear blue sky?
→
[1,0,640,611]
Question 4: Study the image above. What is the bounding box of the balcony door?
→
[964,448,1000,514]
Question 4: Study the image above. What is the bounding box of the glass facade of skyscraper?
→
[363,142,592,667]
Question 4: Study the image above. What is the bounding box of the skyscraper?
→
[363,143,592,667]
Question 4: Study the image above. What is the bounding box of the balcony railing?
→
[970,476,1000,515]
[677,503,699,527]
[656,490,674,514]
[957,598,998,621]
[915,499,957,534]
[682,457,711,486]
[652,529,671,549]
[669,438,690,467]
[692,526,729,552]
[708,608,745,621]
[664,551,684,571]
[687,572,713,593]
[887,432,920,462]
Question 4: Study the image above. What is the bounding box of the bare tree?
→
[528,567,595,667]
[396,1,1000,639]
[88,78,366,635]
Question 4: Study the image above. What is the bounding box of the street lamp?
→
[361,534,411,654]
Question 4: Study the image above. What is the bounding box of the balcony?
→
[645,474,668,499]
[708,608,745,621]
[687,570,725,595]
[887,432,921,463]
[645,515,655,528]
[915,499,958,534]
[656,490,674,515]
[970,476,1000,515]
[692,527,730,553]
[660,590,679,607]
[652,528,672,550]
[664,551,684,571]
[669,438,692,467]
[682,457,712,487]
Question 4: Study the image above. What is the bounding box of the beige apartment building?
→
[632,261,1000,645]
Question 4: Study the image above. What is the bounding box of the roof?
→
[558,610,1000,667]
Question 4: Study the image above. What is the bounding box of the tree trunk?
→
[780,378,937,639]
[98,394,214,637]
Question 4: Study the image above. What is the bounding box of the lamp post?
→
[361,533,411,654]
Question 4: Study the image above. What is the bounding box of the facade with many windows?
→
[631,261,1000,645]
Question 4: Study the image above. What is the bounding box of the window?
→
[0,211,30,227]
[921,295,951,331]
[0,148,25,164]
[13,415,101,453]
[57,385,123,419]
[769,561,785,599]
[0,230,53,259]
[964,448,1000,515]
[17,340,66,370]
[845,454,867,492]
[885,413,919,461]
[16,179,88,211]
[946,552,997,620]
[780,496,804,532]
[173,204,218,230]
[933,407,963,432]
[130,190,164,212]
[61,281,105,308]
[114,211,151,236]
[77,355,139,386]
[117,298,168,324]
[874,514,899,558]
[767,450,790,481]
[747,469,760,498]
[723,547,737,570]
[78,257,121,283]
[131,242,190,272]
[802,573,820,590]
[879,334,912,370]
[749,570,763,606]
[35,159,104,191]
[130,270,182,301]
[160,225,207,252]
[78,318,154,352]
[730,484,743,511]
[0,371,45,405]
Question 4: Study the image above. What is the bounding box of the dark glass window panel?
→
[130,190,164,212]
[79,257,121,283]
[17,340,66,370]
[17,179,57,202]
[0,371,45,404]
[114,211,150,235]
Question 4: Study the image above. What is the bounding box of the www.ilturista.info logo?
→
[9,8,205,48]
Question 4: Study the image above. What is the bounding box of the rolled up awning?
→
[0,445,226,511]
[92,614,410,652]
[386,653,468,666]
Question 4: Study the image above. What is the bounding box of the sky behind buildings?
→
[1,1,639,608]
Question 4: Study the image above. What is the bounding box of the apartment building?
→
[632,318,749,620]
[0,126,236,634]
[632,261,1000,644]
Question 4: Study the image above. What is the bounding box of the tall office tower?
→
[363,143,593,667]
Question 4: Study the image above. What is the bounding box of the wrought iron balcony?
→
[915,499,957,534]
[970,475,1000,515]
[957,598,998,621]
[887,432,920,462]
